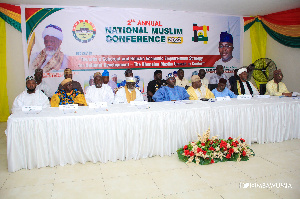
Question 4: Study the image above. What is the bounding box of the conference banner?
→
[21,6,242,96]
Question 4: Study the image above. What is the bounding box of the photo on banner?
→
[21,6,242,96]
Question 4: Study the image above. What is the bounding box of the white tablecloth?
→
[6,97,300,172]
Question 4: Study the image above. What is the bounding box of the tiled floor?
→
[0,121,299,199]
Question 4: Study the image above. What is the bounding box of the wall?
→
[5,22,300,112]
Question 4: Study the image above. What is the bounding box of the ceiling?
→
[2,0,300,16]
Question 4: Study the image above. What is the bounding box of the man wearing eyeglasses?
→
[213,31,240,73]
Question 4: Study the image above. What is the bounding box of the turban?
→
[94,72,102,78]
[191,75,201,83]
[112,74,117,78]
[173,71,177,75]
[126,77,136,83]
[42,24,63,41]
[219,78,227,84]
[61,78,72,86]
[220,31,233,44]
[166,73,174,79]
[125,69,132,75]
[64,68,72,75]
[35,69,43,73]
[273,69,282,76]
[237,68,247,76]
[102,70,109,77]
[154,70,162,76]
[26,76,35,82]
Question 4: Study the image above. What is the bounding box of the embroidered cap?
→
[64,68,72,75]
[42,24,63,41]
[102,70,109,77]
[126,77,136,83]
[26,76,35,82]
[61,78,72,86]
[192,71,198,76]
[237,68,247,76]
[166,73,174,79]
[191,75,201,83]
[220,31,233,44]
[94,72,102,78]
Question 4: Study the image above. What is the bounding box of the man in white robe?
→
[85,72,114,105]
[233,68,259,96]
[114,77,144,104]
[34,68,52,99]
[12,76,50,113]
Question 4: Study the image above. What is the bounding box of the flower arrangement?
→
[177,128,255,165]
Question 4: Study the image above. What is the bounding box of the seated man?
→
[147,70,166,102]
[34,68,52,99]
[265,69,292,97]
[51,78,87,107]
[119,69,133,87]
[198,69,209,87]
[187,75,214,100]
[175,69,190,88]
[114,77,144,104]
[12,76,50,113]
[85,72,114,105]
[58,68,83,93]
[102,70,118,94]
[209,65,230,88]
[152,73,190,102]
[233,68,259,95]
[212,78,237,98]
[228,69,239,92]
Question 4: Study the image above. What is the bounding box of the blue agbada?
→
[152,86,190,102]
[212,87,237,98]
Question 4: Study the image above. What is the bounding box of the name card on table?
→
[59,104,78,110]
[89,102,108,108]
[237,95,252,100]
[256,95,270,98]
[22,106,42,114]
[216,96,231,101]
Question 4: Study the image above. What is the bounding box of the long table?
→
[6,97,300,172]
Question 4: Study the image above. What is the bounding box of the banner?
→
[22,6,242,96]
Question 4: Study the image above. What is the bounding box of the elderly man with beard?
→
[12,76,50,113]
[30,24,68,73]
[114,77,144,104]
[233,68,259,96]
[51,78,87,107]
[212,78,237,98]
[152,73,190,102]
[265,69,292,97]
[187,75,214,100]
[85,72,114,105]
[213,31,240,70]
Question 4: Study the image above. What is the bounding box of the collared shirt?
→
[186,86,214,100]
[85,84,114,105]
[152,86,190,102]
[212,87,237,98]
[36,80,52,98]
[12,90,50,113]
[175,77,190,88]
[209,73,230,88]
[265,80,289,96]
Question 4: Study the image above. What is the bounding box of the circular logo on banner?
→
[72,20,96,43]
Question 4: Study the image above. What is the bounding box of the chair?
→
[259,84,266,95]
[208,84,218,91]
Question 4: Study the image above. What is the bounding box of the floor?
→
[0,122,299,199]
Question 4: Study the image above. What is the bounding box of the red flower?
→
[209,147,215,151]
[211,159,215,164]
[184,150,190,156]
[197,148,202,153]
[183,145,188,150]
[240,138,245,143]
[235,141,239,145]
[242,150,246,156]
[228,137,233,140]
[202,150,207,155]
[231,142,237,147]
[226,153,231,159]
[201,143,205,146]
[190,151,195,156]
[229,148,234,154]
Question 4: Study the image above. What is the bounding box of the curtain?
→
[0,18,10,121]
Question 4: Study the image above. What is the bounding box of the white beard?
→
[45,50,57,56]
